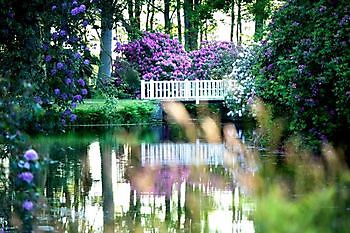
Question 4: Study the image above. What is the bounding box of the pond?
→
[1,123,349,233]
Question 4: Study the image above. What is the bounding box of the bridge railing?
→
[141,79,232,104]
[141,142,227,166]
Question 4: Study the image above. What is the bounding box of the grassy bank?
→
[72,99,159,125]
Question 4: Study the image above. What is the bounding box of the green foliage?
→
[255,187,338,233]
[72,99,157,125]
[113,60,141,99]
[253,0,350,152]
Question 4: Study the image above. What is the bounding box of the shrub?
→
[253,0,350,151]
[225,46,256,119]
[188,40,241,80]
[113,32,191,81]
[73,99,157,125]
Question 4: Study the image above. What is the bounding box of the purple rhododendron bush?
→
[253,0,350,156]
[112,32,241,97]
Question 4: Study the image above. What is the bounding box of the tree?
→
[97,0,114,91]
[176,0,183,42]
[164,0,171,34]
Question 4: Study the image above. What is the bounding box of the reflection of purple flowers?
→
[24,149,39,161]
[83,59,90,65]
[22,200,34,211]
[18,172,34,183]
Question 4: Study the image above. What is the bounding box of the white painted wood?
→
[140,79,233,103]
[141,142,227,166]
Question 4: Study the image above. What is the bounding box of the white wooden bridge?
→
[141,141,231,166]
[140,79,233,104]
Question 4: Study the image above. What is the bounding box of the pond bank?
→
[72,99,247,126]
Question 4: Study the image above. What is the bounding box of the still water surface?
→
[3,124,257,233]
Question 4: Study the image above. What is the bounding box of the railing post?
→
[195,79,199,104]
[141,80,145,99]
[150,79,154,98]
[184,79,190,99]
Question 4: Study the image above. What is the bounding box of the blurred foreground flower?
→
[24,149,38,161]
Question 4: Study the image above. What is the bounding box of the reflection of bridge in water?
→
[141,140,230,166]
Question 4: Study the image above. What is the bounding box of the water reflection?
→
[1,125,254,232]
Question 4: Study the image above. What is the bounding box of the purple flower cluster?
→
[71,4,86,16]
[41,2,92,125]
[18,172,34,183]
[24,149,39,161]
[188,41,239,79]
[340,15,350,26]
[114,32,191,81]
[114,33,240,84]
[22,200,34,211]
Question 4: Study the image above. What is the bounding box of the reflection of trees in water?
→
[36,141,93,232]
[0,159,11,231]
[0,126,256,232]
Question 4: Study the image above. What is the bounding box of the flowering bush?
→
[253,0,350,151]
[188,41,240,80]
[113,32,191,82]
[225,47,256,118]
[0,0,96,139]
[0,1,97,231]
[11,149,42,232]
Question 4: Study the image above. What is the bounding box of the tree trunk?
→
[97,0,113,91]
[135,0,142,30]
[192,0,199,49]
[236,0,242,44]
[146,2,151,31]
[177,0,182,43]
[150,0,155,31]
[184,0,193,50]
[164,0,171,34]
[127,0,134,21]
[101,142,115,233]
[230,0,235,42]
[254,0,268,41]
